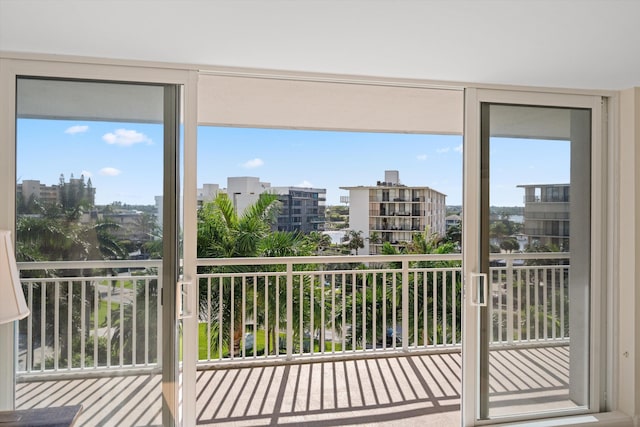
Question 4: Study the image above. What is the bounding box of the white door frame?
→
[0,57,199,426]
[462,88,606,426]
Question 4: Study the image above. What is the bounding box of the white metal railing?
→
[196,252,570,366]
[489,253,570,344]
[15,253,570,377]
[16,260,162,377]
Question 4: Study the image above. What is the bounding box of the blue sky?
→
[17,119,570,207]
[17,119,164,206]
[197,127,464,205]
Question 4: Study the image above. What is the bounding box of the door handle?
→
[468,272,488,307]
[177,276,194,320]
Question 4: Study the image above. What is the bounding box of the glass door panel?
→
[463,90,601,425]
[14,77,179,426]
[483,104,590,418]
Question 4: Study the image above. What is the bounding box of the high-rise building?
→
[196,183,221,208]
[17,179,59,206]
[518,183,570,250]
[271,186,326,233]
[17,175,96,209]
[341,170,446,255]
[199,177,326,234]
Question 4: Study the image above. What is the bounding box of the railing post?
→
[286,261,293,360]
[506,258,514,344]
[157,265,163,367]
[402,260,409,352]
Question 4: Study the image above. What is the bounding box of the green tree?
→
[197,193,280,259]
[305,231,332,254]
[197,193,283,355]
[490,221,509,243]
[111,278,159,365]
[367,231,382,254]
[346,229,461,348]
[500,237,520,253]
[256,231,313,353]
[444,223,461,248]
[16,192,125,368]
[345,230,365,255]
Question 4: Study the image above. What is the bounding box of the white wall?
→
[347,189,370,254]
[2,1,640,90]
[618,88,640,423]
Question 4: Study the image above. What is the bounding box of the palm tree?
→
[344,228,461,348]
[366,231,382,254]
[255,231,313,353]
[345,230,365,255]
[16,200,125,263]
[305,231,332,254]
[444,223,462,248]
[198,192,279,258]
[16,199,126,368]
[367,231,382,244]
[197,193,346,356]
[197,193,282,355]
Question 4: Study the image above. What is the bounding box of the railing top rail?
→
[197,253,463,267]
[198,265,464,278]
[491,252,570,260]
[14,252,569,271]
[17,259,163,271]
[196,251,569,267]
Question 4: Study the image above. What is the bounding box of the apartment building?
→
[201,177,326,234]
[341,170,446,254]
[224,176,271,216]
[16,176,96,209]
[518,183,570,250]
[271,186,326,233]
[196,183,221,209]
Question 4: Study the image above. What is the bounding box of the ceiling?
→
[1,0,639,91]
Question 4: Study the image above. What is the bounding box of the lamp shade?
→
[0,230,29,324]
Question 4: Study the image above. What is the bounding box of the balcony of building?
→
[14,253,571,426]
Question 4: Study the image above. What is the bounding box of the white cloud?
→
[242,158,264,169]
[454,144,463,153]
[436,147,450,153]
[417,154,428,161]
[65,125,89,135]
[102,129,152,146]
[81,170,93,178]
[297,180,313,188]
[100,167,121,176]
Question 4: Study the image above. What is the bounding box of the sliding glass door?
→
[0,59,194,427]
[462,89,605,425]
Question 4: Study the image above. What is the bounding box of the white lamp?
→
[0,230,29,324]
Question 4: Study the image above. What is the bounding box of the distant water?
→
[510,215,524,223]
[324,230,346,244]
[324,217,522,245]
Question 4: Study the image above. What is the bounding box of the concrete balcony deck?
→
[17,345,571,426]
[14,254,574,425]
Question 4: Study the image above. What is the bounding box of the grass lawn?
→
[197,323,267,359]
[99,278,135,290]
[196,323,343,359]
[94,300,121,327]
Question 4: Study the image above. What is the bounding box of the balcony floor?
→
[16,345,572,426]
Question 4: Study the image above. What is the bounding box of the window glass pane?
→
[15,78,165,426]
[485,104,590,418]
